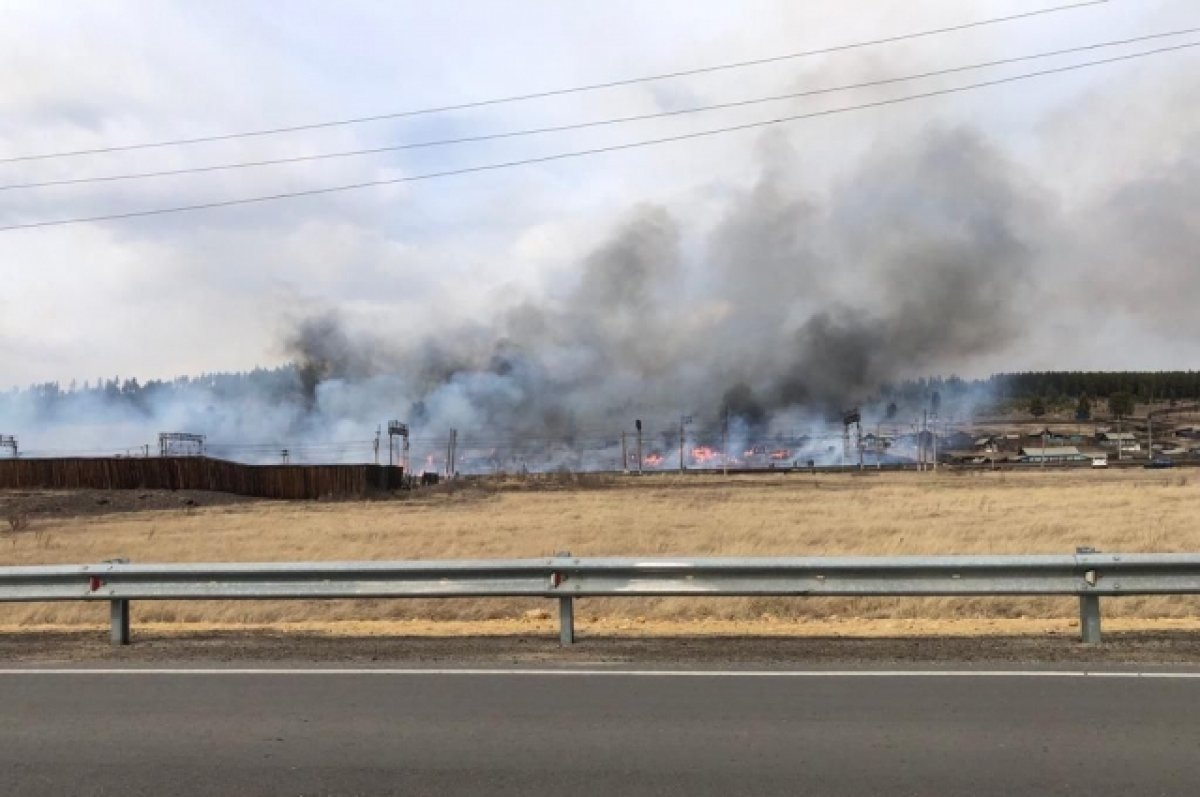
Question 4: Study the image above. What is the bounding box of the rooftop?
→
[1019,446,1085,458]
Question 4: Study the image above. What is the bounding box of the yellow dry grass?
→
[2,469,1199,629]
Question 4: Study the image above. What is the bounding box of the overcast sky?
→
[1,0,1197,390]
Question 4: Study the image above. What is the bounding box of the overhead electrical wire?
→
[0,0,1108,164]
[3,27,1194,192]
[0,40,1194,233]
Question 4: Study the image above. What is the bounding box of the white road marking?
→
[0,668,1199,678]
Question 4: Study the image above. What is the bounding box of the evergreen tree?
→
[1109,392,1135,419]
[1075,394,1092,421]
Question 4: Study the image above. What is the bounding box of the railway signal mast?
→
[387,421,410,472]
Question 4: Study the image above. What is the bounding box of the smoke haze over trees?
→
[3,1,1199,464]
[5,110,1200,461]
[5,367,1200,461]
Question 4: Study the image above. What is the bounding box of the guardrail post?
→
[110,600,130,646]
[554,550,574,645]
[100,557,131,646]
[559,596,574,646]
[1078,595,1101,644]
[1076,546,1102,644]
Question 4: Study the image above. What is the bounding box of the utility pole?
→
[921,411,928,472]
[445,428,458,478]
[635,419,643,475]
[281,449,289,464]
[678,415,692,474]
[1147,390,1153,461]
[1117,414,1123,461]
[857,421,864,470]
[621,431,628,474]
[930,414,938,472]
[1148,412,1154,461]
[374,426,381,465]
[722,409,729,477]
[876,422,882,470]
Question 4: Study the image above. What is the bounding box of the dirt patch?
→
[0,489,261,521]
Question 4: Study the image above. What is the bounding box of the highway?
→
[1,668,1199,795]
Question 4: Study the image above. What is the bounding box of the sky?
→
[1,0,1198,396]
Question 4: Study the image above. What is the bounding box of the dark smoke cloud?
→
[286,312,370,407]
[8,111,1191,468]
[769,128,1040,407]
[284,126,1041,434]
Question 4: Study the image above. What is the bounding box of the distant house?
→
[1028,428,1079,446]
[974,435,1000,452]
[1099,432,1141,452]
[1018,445,1089,464]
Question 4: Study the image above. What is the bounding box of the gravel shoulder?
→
[5,627,1200,667]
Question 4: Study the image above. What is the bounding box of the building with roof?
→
[1018,445,1090,464]
[1098,432,1141,452]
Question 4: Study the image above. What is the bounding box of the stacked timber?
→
[0,457,404,500]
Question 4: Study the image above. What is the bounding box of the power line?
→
[1,40,1194,233]
[0,1,1109,165]
[4,26,1192,193]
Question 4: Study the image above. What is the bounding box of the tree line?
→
[989,371,1200,402]
[5,368,1198,422]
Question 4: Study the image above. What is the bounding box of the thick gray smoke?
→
[291,126,1039,437]
[6,115,1192,471]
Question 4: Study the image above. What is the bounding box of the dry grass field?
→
[2,468,1199,631]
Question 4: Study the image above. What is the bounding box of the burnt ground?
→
[4,630,1200,667]
[0,488,261,522]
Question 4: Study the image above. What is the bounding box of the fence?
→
[0,457,404,499]
[1,549,1197,646]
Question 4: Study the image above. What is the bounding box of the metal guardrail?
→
[1,549,1198,646]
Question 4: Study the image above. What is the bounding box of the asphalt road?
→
[2,668,1199,796]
